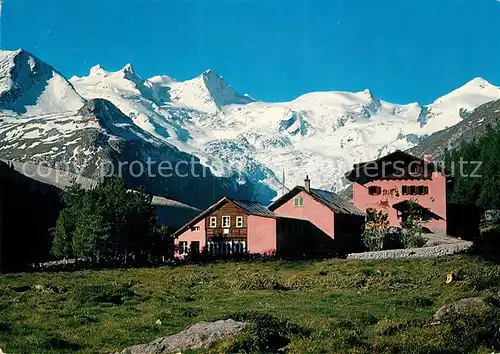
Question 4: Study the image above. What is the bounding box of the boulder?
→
[117,319,246,354]
[433,297,489,321]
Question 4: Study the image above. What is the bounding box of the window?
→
[190,226,200,231]
[179,241,188,255]
[294,196,304,207]
[402,185,429,195]
[416,186,429,195]
[368,186,381,195]
[236,216,243,228]
[209,216,217,228]
[222,216,231,228]
[207,240,247,256]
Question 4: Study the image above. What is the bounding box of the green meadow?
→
[1,255,500,353]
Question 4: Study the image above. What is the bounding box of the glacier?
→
[70,61,500,195]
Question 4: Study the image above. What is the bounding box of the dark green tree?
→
[51,177,157,266]
[447,122,500,210]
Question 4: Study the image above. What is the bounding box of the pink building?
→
[345,150,447,232]
[268,176,365,255]
[173,177,365,258]
[172,197,278,258]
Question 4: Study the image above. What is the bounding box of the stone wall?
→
[347,241,473,260]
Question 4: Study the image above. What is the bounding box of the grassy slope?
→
[0,255,499,354]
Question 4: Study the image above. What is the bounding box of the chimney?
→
[424,154,432,163]
[304,175,310,192]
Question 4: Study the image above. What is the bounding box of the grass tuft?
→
[72,283,136,305]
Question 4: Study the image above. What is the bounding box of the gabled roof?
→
[351,150,421,170]
[345,150,441,184]
[172,197,275,237]
[232,199,276,217]
[268,186,365,216]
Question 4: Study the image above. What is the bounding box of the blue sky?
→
[3,0,500,104]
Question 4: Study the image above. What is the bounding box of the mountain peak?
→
[202,68,216,76]
[121,63,136,75]
[464,77,493,89]
[89,64,107,76]
[361,88,375,99]
[431,77,500,106]
[199,68,223,84]
[0,49,84,114]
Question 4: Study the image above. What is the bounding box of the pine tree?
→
[51,177,157,266]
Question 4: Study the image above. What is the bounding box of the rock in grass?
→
[117,319,246,354]
[433,297,489,320]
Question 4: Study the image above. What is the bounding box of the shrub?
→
[402,228,427,248]
[362,209,390,251]
[400,200,427,248]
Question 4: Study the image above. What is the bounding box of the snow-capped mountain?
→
[70,62,500,195]
[0,49,84,114]
[1,48,500,206]
[0,50,273,208]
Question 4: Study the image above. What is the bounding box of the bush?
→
[362,209,390,251]
[401,228,427,248]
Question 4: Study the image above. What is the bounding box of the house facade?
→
[269,177,365,255]
[173,177,365,258]
[345,150,447,231]
[173,198,278,257]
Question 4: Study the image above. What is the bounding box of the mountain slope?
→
[0,97,274,208]
[408,98,500,159]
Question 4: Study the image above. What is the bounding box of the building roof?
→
[152,196,202,230]
[309,188,365,216]
[232,199,276,217]
[392,200,444,220]
[268,186,365,216]
[345,150,441,184]
[172,197,276,237]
